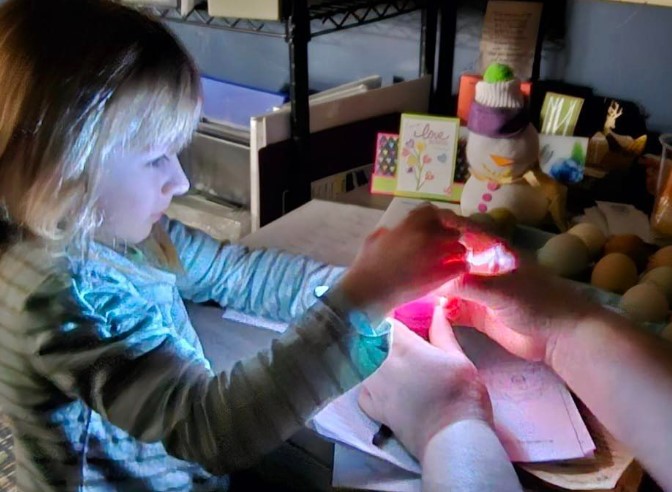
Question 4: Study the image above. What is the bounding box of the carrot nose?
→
[491,154,514,167]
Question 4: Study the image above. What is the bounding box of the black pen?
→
[372,424,393,447]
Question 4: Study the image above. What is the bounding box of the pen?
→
[372,424,393,447]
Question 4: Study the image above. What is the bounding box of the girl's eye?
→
[148,156,167,168]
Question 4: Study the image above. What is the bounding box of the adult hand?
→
[358,307,491,460]
[438,262,601,362]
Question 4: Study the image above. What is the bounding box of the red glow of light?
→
[393,299,434,340]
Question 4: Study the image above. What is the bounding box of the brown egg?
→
[468,212,497,233]
[567,223,606,258]
[648,245,672,271]
[619,284,669,323]
[591,253,639,294]
[537,234,590,277]
[488,208,517,239]
[640,266,672,304]
[603,234,649,271]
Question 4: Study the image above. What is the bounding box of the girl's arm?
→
[26,271,386,475]
[162,218,345,322]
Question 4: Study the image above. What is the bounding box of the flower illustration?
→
[549,158,583,184]
[403,139,433,191]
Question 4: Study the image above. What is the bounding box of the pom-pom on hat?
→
[475,63,525,109]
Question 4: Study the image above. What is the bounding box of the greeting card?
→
[395,114,460,201]
[370,133,399,195]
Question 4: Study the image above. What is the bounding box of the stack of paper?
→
[575,201,653,243]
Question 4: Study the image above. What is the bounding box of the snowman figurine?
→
[461,63,554,226]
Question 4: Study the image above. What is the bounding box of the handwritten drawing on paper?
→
[312,326,595,466]
[455,327,595,462]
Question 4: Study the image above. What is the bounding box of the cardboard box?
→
[208,0,283,20]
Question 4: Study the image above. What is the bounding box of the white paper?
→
[457,328,595,462]
[221,310,288,333]
[596,201,653,243]
[332,445,421,492]
[376,197,461,230]
[313,327,594,470]
[575,207,610,237]
[241,199,384,266]
[312,387,421,474]
[479,1,543,80]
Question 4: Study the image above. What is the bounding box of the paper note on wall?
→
[479,1,543,80]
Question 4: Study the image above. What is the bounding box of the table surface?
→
[188,187,646,492]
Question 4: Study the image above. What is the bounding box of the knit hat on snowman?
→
[466,63,539,183]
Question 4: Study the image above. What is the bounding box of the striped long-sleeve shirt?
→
[0,218,389,491]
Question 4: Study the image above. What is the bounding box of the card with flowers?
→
[395,114,460,201]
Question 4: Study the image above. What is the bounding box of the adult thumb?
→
[358,385,380,421]
[428,304,461,352]
[439,273,505,307]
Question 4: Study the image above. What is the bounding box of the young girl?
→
[0,0,467,490]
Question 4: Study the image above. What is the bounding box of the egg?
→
[488,208,517,239]
[619,284,669,323]
[591,253,639,294]
[567,223,606,258]
[537,234,590,277]
[640,266,672,304]
[604,234,649,271]
[661,322,672,341]
[468,212,497,233]
[648,245,672,271]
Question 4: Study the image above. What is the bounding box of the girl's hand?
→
[340,205,467,315]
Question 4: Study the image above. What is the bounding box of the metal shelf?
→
[135,0,453,216]
[141,6,284,37]
[308,0,425,37]
[139,0,424,38]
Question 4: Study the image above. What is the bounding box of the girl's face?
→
[97,148,190,244]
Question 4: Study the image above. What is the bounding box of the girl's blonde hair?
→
[0,0,201,250]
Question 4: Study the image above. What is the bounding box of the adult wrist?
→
[544,304,618,371]
[419,417,494,463]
